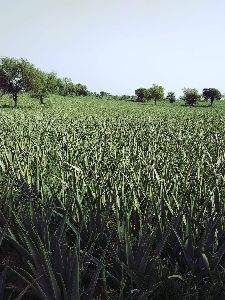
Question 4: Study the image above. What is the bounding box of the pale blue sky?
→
[0,0,225,95]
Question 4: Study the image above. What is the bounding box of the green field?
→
[0,95,225,299]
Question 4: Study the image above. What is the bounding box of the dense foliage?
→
[0,57,89,107]
[135,85,164,104]
[181,88,202,107]
[146,84,164,105]
[166,91,176,103]
[135,88,147,102]
[0,57,37,107]
[203,88,222,106]
[0,95,225,299]
[0,57,224,109]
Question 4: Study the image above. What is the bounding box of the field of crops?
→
[0,95,225,299]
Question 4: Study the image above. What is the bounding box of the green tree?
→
[202,88,222,106]
[99,91,111,98]
[61,78,76,96]
[0,57,37,107]
[120,95,131,101]
[181,88,201,107]
[166,91,176,103]
[46,72,60,94]
[146,84,164,105]
[31,70,48,104]
[55,77,65,96]
[135,88,147,102]
[74,83,88,96]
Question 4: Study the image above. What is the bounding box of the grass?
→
[0,94,225,299]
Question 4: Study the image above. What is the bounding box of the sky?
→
[0,0,225,96]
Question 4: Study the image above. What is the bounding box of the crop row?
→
[0,110,225,299]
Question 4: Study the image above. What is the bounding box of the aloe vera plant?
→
[0,95,225,298]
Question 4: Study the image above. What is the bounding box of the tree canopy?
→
[202,88,221,106]
[181,88,201,107]
[0,57,90,107]
[135,88,147,102]
[0,57,38,107]
[74,83,88,96]
[166,92,176,103]
[0,56,224,109]
[146,84,164,105]
[135,85,164,104]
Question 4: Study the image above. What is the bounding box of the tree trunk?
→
[210,98,214,106]
[154,98,156,105]
[40,95,44,105]
[13,93,18,108]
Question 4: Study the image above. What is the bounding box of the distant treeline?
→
[0,57,223,107]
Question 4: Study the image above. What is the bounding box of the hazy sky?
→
[0,0,225,95]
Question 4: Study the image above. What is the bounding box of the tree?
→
[181,88,201,107]
[120,95,132,101]
[74,83,88,96]
[166,91,176,103]
[0,57,37,107]
[202,88,222,106]
[31,70,48,104]
[45,72,60,94]
[54,77,65,96]
[99,91,111,98]
[135,88,147,102]
[61,78,76,96]
[146,84,164,105]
